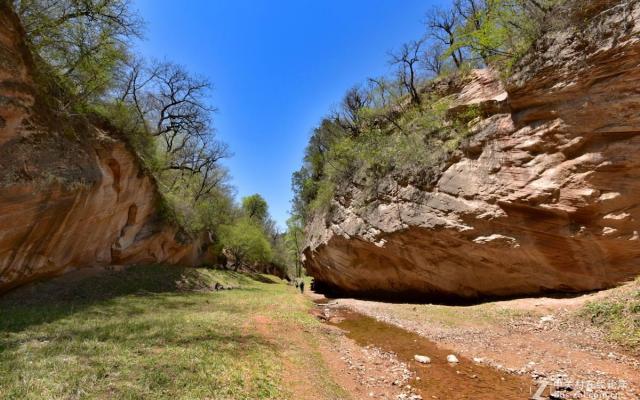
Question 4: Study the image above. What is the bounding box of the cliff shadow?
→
[310,279,604,307]
[0,265,241,333]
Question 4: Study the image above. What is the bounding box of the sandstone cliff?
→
[304,1,640,299]
[0,5,210,293]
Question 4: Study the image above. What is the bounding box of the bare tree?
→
[425,6,464,68]
[337,85,371,136]
[365,77,405,132]
[454,0,486,29]
[118,59,230,203]
[367,77,391,108]
[389,39,425,105]
[421,42,446,77]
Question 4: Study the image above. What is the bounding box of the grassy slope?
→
[0,266,345,400]
[580,278,640,351]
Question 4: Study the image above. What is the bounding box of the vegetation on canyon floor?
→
[1,265,637,399]
[0,266,342,399]
[580,278,640,351]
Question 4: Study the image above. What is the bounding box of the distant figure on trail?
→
[299,280,305,294]
[295,281,299,289]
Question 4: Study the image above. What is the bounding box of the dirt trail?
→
[246,310,415,400]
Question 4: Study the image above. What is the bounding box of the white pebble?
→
[414,355,431,364]
[447,354,459,363]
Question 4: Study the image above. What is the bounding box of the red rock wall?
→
[304,2,640,299]
[0,5,210,293]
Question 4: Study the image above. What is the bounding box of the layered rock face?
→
[0,6,210,293]
[304,2,640,299]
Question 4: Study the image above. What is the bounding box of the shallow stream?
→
[315,302,533,399]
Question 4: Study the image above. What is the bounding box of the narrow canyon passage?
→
[2,0,640,399]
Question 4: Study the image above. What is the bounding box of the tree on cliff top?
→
[389,39,425,106]
[449,0,559,70]
[14,0,143,103]
[14,0,233,236]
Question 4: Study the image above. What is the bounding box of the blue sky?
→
[133,0,441,228]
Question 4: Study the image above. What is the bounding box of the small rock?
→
[446,354,459,363]
[540,315,554,323]
[472,357,484,363]
[414,355,431,364]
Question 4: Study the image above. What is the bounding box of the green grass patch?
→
[580,285,640,350]
[0,266,335,399]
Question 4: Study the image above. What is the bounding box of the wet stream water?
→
[315,301,532,399]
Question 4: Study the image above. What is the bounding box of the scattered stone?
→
[540,315,554,323]
[446,354,459,363]
[414,355,431,364]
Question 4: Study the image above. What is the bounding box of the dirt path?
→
[245,310,416,400]
[311,287,640,400]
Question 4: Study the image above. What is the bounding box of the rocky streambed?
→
[313,299,532,399]
[311,289,640,400]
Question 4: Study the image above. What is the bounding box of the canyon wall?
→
[0,5,210,293]
[304,1,640,299]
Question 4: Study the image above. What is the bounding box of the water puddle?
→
[314,302,531,399]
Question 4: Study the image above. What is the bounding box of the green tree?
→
[241,194,269,225]
[14,0,236,239]
[450,0,559,70]
[285,215,305,278]
[14,0,143,103]
[218,219,272,270]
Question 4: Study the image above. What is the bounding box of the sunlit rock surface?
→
[0,5,211,293]
[304,2,640,299]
